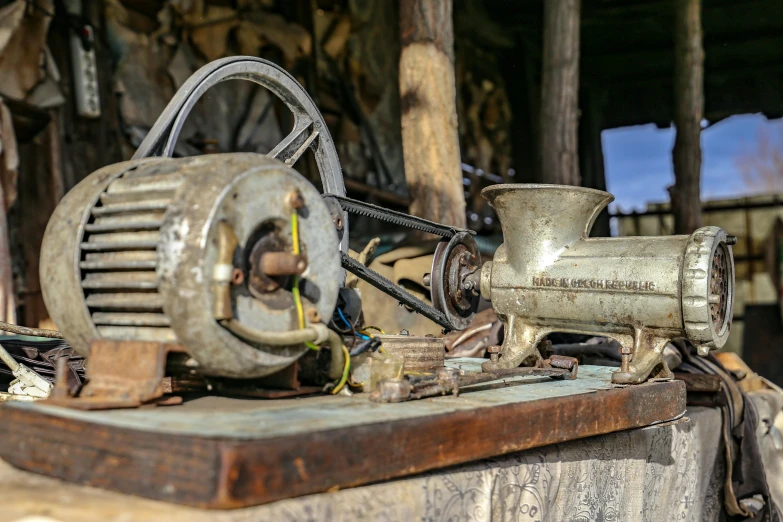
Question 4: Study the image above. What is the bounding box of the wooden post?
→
[580,87,610,236]
[672,0,704,234]
[539,0,581,186]
[399,0,465,228]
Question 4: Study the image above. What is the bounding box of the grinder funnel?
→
[482,184,614,270]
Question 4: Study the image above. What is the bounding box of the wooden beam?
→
[398,0,466,228]
[671,0,704,234]
[539,0,581,185]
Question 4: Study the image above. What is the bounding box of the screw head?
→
[487,345,501,362]
[288,189,305,209]
[333,215,343,230]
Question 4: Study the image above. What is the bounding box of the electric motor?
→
[40,153,341,378]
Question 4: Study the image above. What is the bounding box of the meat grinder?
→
[477,184,734,384]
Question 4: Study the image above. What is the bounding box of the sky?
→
[603,114,783,212]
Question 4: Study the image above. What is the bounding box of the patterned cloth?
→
[0,407,730,522]
[255,407,724,522]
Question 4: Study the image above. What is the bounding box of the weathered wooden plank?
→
[0,371,685,509]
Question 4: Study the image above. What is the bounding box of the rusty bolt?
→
[548,354,577,370]
[260,252,308,276]
[288,189,305,209]
[487,345,501,362]
[306,309,321,323]
[333,215,343,230]
[231,268,245,285]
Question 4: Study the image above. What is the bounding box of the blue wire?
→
[337,308,370,340]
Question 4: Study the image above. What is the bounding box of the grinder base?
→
[481,317,675,384]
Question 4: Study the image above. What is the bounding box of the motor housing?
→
[40,153,341,378]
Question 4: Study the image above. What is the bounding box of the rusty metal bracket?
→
[370,355,579,403]
[47,340,184,410]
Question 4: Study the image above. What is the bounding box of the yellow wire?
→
[330,345,351,394]
[290,211,319,351]
[291,210,351,391]
[357,328,387,354]
[362,325,386,334]
[291,211,300,255]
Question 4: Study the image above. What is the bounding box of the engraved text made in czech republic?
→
[532,277,657,292]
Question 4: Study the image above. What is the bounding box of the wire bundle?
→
[290,210,352,394]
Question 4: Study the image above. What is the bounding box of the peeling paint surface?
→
[7,364,627,439]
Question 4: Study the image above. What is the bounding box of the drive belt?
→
[324,194,474,331]
[323,195,473,239]
[340,253,452,329]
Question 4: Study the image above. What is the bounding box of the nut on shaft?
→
[260,252,308,276]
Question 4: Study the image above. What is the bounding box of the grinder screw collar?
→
[681,226,734,352]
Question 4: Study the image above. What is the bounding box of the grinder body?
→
[480,184,734,384]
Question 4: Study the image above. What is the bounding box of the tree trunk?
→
[399,0,465,228]
[672,0,704,234]
[539,0,581,186]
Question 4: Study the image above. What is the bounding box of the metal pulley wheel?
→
[133,56,349,254]
[430,232,482,330]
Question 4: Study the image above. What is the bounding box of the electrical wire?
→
[355,326,388,355]
[362,325,386,335]
[290,210,351,387]
[349,337,382,357]
[290,211,319,351]
[330,345,351,395]
[337,307,369,340]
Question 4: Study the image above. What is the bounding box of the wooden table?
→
[0,362,685,509]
